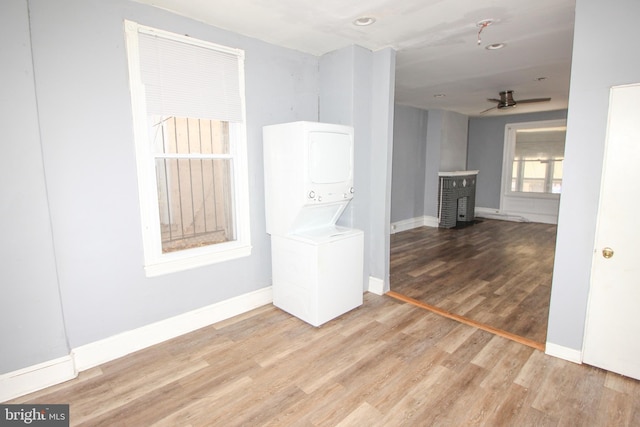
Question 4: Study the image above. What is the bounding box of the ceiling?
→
[133,0,576,117]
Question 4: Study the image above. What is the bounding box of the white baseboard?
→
[423,216,439,228]
[475,207,501,216]
[475,207,528,222]
[545,342,582,364]
[392,209,558,230]
[509,212,557,225]
[391,215,438,233]
[1,287,273,402]
[367,276,386,295]
[73,286,273,371]
[390,217,424,233]
[0,356,76,403]
[475,207,558,225]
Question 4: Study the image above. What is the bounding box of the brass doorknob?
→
[602,247,614,259]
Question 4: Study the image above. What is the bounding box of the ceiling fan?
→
[480,90,551,114]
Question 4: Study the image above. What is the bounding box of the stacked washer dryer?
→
[263,121,364,327]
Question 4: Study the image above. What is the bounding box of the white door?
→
[582,83,640,380]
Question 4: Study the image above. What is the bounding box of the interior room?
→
[2,0,640,424]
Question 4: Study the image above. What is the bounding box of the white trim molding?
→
[391,215,438,233]
[367,276,386,295]
[0,356,76,403]
[73,286,272,371]
[545,342,582,364]
[475,207,531,223]
[475,206,558,225]
[1,287,272,401]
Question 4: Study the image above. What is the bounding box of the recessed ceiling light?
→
[353,16,376,26]
[485,43,506,50]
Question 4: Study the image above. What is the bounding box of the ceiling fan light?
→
[499,90,517,108]
[484,90,551,114]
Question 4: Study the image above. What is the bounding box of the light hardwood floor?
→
[10,293,640,426]
[390,219,556,346]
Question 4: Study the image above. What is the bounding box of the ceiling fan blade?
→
[517,97,552,104]
[479,106,497,114]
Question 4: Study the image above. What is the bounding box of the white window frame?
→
[124,20,251,277]
[499,119,566,224]
[501,119,567,201]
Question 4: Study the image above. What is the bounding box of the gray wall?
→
[547,0,640,351]
[0,0,70,373]
[439,111,469,172]
[1,0,320,373]
[467,110,568,210]
[29,0,319,350]
[424,110,470,218]
[391,107,470,222]
[390,105,427,223]
[423,111,443,218]
[369,49,396,289]
[391,105,468,222]
[320,45,396,290]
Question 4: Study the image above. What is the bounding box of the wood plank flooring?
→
[391,219,556,346]
[10,293,640,426]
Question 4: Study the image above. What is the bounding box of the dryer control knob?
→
[308,191,315,199]
[350,187,355,194]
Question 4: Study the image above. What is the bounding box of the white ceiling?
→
[133,0,576,117]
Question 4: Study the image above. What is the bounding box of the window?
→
[504,122,566,196]
[124,21,251,276]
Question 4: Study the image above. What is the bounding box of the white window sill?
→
[144,243,252,277]
[504,191,560,201]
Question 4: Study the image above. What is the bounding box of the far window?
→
[507,124,566,195]
[124,21,251,276]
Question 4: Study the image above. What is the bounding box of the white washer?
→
[271,226,364,327]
